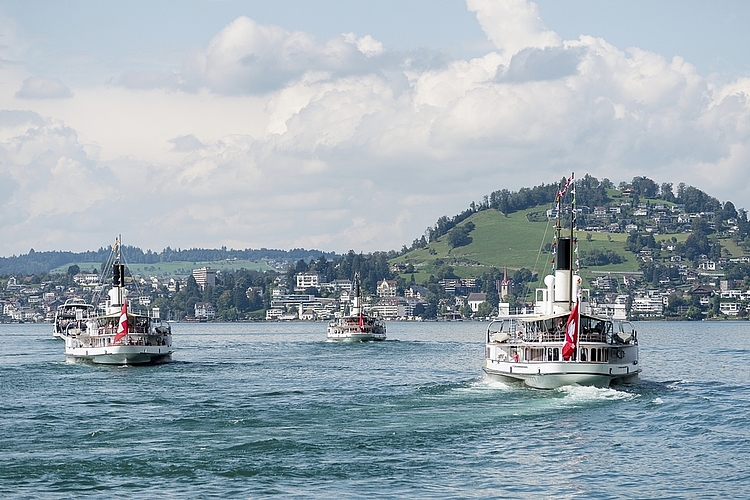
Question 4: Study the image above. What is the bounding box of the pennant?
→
[113,301,128,344]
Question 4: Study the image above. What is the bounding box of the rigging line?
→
[92,242,117,307]
[519,210,552,305]
[120,244,146,305]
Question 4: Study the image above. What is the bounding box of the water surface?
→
[2,321,749,498]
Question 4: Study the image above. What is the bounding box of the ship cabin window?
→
[580,348,587,361]
[546,347,560,361]
[530,348,544,361]
[580,317,612,340]
[586,348,608,362]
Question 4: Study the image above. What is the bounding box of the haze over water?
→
[2,321,749,498]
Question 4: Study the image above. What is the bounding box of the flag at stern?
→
[562,301,579,361]
[113,301,129,344]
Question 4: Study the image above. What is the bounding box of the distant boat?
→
[64,236,173,365]
[52,298,96,340]
[327,273,386,341]
[483,173,640,389]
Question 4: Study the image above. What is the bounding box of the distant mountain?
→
[0,246,337,275]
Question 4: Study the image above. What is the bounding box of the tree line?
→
[0,246,336,275]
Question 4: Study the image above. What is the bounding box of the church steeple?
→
[500,267,512,300]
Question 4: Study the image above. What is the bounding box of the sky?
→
[1,0,750,257]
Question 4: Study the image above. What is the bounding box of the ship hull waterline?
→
[483,360,640,389]
[65,346,173,365]
[327,331,386,342]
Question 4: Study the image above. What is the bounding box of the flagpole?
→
[575,286,581,363]
[569,172,575,311]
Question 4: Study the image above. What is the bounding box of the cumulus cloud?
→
[3,1,750,255]
[15,77,73,99]
[467,0,560,60]
[115,16,395,96]
[168,134,205,152]
[505,45,584,82]
[0,112,121,251]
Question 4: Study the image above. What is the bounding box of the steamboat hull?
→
[483,354,640,389]
[65,345,173,365]
[327,330,386,341]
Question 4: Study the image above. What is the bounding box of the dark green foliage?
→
[676,183,721,213]
[630,176,659,198]
[625,232,658,252]
[447,222,475,248]
[724,262,750,281]
[580,249,624,266]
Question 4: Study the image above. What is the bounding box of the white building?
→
[719,302,741,316]
[296,273,320,291]
[467,292,487,312]
[371,297,407,319]
[377,280,398,297]
[631,291,664,316]
[192,267,216,290]
[194,302,216,319]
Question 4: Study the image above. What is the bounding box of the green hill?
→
[391,205,693,286]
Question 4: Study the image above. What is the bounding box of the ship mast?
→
[552,173,576,312]
[111,234,126,308]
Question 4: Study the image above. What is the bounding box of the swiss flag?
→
[562,301,579,361]
[113,301,128,344]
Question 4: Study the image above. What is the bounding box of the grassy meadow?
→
[391,205,711,287]
[51,259,273,277]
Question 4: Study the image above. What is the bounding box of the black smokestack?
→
[557,238,571,271]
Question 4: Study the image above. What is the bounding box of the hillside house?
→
[467,293,487,312]
[295,273,320,291]
[377,280,398,297]
[194,302,216,320]
[372,296,407,319]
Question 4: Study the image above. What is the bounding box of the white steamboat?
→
[483,174,640,389]
[327,273,386,341]
[64,237,173,365]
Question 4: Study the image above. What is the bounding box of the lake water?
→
[2,320,750,498]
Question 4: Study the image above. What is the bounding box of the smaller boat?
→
[327,273,386,341]
[53,298,96,340]
[64,236,173,365]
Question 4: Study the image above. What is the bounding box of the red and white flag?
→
[562,301,579,361]
[113,301,128,344]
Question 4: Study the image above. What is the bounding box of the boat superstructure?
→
[64,236,173,365]
[327,273,386,341]
[53,298,96,340]
[483,173,640,389]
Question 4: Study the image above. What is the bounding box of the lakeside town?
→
[3,176,750,324]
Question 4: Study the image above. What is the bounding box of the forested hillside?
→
[0,246,336,275]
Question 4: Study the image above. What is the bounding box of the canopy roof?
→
[519,311,611,323]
